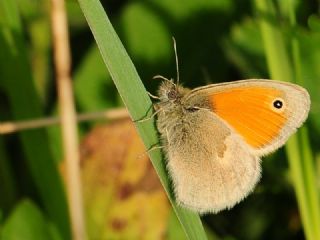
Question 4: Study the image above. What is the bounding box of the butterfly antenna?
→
[172,37,180,87]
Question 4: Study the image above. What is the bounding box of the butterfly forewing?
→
[186,80,310,155]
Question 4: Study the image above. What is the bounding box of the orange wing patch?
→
[209,87,287,149]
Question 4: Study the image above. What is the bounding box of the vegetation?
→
[0,0,319,239]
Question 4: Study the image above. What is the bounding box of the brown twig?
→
[51,0,87,239]
[0,108,128,135]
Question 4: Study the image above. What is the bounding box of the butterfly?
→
[150,39,310,214]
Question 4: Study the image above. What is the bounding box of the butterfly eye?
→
[167,90,178,100]
[272,98,285,112]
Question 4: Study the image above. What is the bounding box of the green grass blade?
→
[76,0,207,239]
[254,0,320,239]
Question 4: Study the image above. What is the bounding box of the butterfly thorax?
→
[155,81,212,140]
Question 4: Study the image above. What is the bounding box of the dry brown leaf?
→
[77,118,170,240]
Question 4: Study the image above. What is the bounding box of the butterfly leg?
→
[147,144,164,153]
[134,107,163,123]
[137,143,164,160]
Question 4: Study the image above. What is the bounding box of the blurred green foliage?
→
[0,0,319,239]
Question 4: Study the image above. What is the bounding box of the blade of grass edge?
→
[76,0,207,239]
[254,0,319,240]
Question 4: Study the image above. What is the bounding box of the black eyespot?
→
[273,99,283,109]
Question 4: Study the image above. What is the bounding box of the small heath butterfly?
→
[152,39,310,214]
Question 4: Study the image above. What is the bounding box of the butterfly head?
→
[158,80,186,103]
[157,37,186,104]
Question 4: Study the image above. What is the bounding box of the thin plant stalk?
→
[0,108,128,134]
[51,0,87,239]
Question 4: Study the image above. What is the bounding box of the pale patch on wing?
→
[166,109,261,214]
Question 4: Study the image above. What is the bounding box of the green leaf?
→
[296,28,320,132]
[76,0,207,239]
[224,18,266,78]
[1,200,62,240]
[308,15,320,32]
[148,0,233,21]
[119,2,171,64]
[74,45,117,111]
